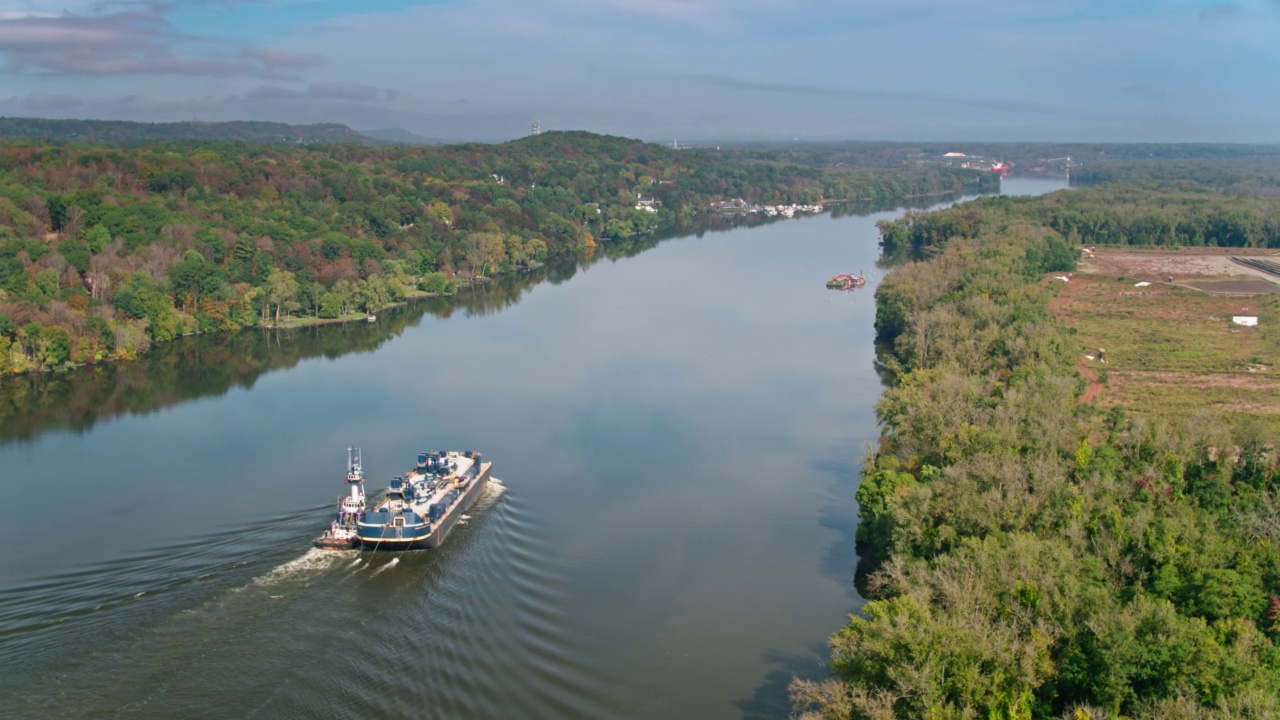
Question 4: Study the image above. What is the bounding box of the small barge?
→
[825,273,866,290]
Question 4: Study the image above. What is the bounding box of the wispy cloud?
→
[245,82,398,103]
[608,0,712,23]
[241,46,325,71]
[1198,3,1243,22]
[0,7,325,77]
[681,73,1054,114]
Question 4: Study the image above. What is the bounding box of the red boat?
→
[825,273,866,290]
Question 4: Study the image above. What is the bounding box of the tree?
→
[418,272,448,294]
[428,201,454,228]
[264,269,299,326]
[84,225,111,254]
[35,268,59,298]
[318,291,343,318]
[35,325,72,367]
[170,250,221,313]
[59,237,91,274]
[464,232,505,281]
[357,275,388,314]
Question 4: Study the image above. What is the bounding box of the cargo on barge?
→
[354,450,492,550]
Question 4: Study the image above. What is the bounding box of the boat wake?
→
[467,477,507,515]
[370,558,400,576]
[252,548,350,587]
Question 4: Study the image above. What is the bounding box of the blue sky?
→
[0,0,1275,141]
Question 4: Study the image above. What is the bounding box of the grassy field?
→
[1051,273,1280,432]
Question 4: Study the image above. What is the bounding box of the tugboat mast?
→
[346,447,366,513]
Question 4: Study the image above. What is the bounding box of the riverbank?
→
[270,288,455,329]
[798,182,1280,718]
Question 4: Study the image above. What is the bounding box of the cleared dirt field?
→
[1050,270,1280,431]
[1078,247,1280,294]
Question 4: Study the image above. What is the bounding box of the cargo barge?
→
[314,449,490,550]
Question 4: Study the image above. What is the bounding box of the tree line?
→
[878,189,1280,264]
[794,174,1280,718]
[0,132,995,374]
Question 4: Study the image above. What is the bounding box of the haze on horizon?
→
[0,0,1275,144]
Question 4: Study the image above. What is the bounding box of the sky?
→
[0,0,1276,142]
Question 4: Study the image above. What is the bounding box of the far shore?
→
[267,288,456,330]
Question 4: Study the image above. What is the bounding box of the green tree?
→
[170,250,222,313]
[35,268,59,298]
[264,269,299,326]
[59,237,91,274]
[35,325,72,367]
[84,225,111,254]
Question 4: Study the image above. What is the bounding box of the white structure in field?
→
[1233,316,1259,327]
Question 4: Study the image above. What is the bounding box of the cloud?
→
[1198,3,1243,21]
[245,82,398,103]
[0,8,325,77]
[608,0,711,23]
[306,81,397,103]
[680,73,1053,114]
[22,91,85,111]
[242,46,325,70]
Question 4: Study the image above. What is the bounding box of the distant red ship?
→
[991,162,1010,178]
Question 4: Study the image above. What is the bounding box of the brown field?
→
[1050,251,1280,431]
[1078,247,1280,293]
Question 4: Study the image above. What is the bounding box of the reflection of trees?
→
[0,205,946,444]
[0,307,425,444]
[828,191,971,220]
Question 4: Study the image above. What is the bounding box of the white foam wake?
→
[370,558,400,576]
[253,548,348,587]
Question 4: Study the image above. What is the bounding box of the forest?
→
[0,131,995,374]
[0,117,376,145]
[878,174,1280,263]
[794,165,1280,719]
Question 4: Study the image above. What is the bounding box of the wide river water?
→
[0,177,1066,719]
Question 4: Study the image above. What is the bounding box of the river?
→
[0,176,1067,719]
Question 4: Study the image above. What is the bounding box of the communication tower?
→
[531,120,541,136]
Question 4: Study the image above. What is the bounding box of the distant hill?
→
[360,127,442,146]
[0,117,376,145]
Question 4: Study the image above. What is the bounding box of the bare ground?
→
[1078,248,1280,293]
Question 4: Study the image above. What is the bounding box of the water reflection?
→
[0,193,978,446]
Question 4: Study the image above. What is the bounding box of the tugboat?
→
[355,450,492,550]
[314,448,367,549]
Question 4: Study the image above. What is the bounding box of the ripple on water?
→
[2,477,621,719]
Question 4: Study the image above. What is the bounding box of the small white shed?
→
[1233,316,1259,327]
